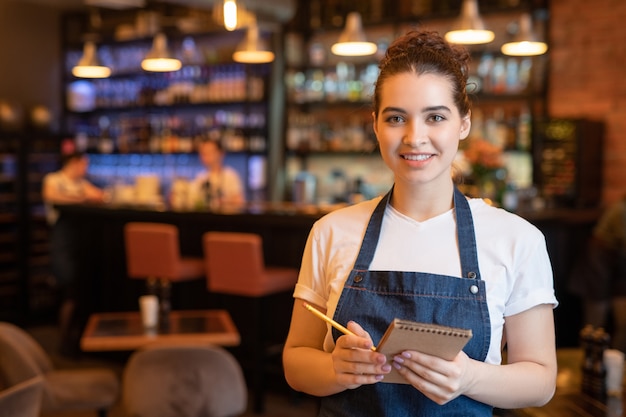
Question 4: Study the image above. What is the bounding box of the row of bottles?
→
[85,152,264,205]
[470,55,534,95]
[286,111,377,153]
[470,106,532,152]
[286,63,379,104]
[68,109,267,155]
[67,65,266,112]
[285,53,535,106]
[286,105,532,155]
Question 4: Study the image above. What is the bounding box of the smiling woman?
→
[283,29,558,417]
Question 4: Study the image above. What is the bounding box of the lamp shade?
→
[501,13,548,56]
[331,12,377,57]
[141,33,182,72]
[72,41,111,78]
[445,0,495,45]
[232,23,275,64]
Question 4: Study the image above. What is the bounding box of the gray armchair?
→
[0,322,119,417]
[122,345,247,417]
[0,375,44,417]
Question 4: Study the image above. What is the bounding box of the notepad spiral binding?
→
[394,319,473,339]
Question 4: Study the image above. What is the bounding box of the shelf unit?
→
[0,131,23,322]
[61,11,275,201]
[282,0,550,202]
[0,128,60,322]
[24,138,60,319]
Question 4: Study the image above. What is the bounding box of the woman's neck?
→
[390,181,455,222]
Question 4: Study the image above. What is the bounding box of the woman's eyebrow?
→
[422,105,452,113]
[380,105,452,114]
[380,106,406,114]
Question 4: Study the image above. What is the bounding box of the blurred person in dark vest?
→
[570,195,626,352]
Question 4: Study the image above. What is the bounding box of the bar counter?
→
[57,201,601,347]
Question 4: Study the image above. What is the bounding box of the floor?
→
[26,324,320,417]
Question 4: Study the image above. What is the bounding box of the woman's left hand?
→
[392,350,474,405]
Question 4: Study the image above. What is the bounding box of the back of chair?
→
[0,323,51,385]
[0,376,44,417]
[124,222,181,279]
[123,345,247,417]
[203,232,265,294]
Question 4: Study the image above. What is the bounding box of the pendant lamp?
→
[501,13,548,56]
[445,0,495,45]
[72,41,111,78]
[141,33,182,72]
[331,12,377,57]
[233,20,274,64]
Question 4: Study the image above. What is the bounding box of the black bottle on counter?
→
[589,327,610,400]
[580,324,595,395]
[158,278,171,331]
[202,180,212,208]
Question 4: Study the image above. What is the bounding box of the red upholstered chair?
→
[124,222,204,319]
[203,232,298,297]
[202,231,298,413]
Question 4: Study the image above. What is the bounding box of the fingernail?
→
[375,374,384,381]
[392,362,402,370]
[382,364,391,372]
[402,351,411,359]
[393,356,404,364]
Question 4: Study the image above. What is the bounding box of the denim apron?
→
[319,187,492,417]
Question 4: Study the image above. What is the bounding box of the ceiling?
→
[9,0,297,22]
[6,0,92,11]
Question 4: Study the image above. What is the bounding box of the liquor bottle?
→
[590,327,610,400]
[580,324,595,395]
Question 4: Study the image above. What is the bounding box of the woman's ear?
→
[372,111,378,139]
[460,112,471,140]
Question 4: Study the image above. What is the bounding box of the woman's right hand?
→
[331,321,391,388]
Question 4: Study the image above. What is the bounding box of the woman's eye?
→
[429,114,445,122]
[386,115,404,124]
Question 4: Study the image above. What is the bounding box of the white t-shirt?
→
[42,171,91,225]
[293,196,558,365]
[189,166,245,206]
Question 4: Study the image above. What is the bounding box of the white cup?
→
[604,349,625,396]
[139,295,159,330]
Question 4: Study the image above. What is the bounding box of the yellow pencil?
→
[303,302,377,351]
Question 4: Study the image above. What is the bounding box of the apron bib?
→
[319,187,492,417]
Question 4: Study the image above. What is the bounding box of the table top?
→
[80,309,240,351]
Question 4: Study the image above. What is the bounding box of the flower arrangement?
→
[461,137,504,181]
[457,137,506,202]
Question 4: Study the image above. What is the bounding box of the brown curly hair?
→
[373,30,471,118]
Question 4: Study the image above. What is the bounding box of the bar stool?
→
[202,231,298,413]
[124,222,204,323]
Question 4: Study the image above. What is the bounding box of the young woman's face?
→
[373,71,470,189]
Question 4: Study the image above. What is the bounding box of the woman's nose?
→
[402,121,427,146]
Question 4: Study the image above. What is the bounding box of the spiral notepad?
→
[376,318,473,384]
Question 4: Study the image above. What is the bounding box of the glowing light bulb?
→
[224,0,237,31]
